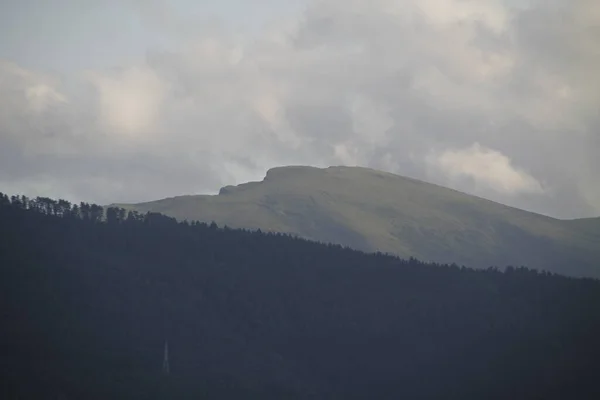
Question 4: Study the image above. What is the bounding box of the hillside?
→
[564,217,600,237]
[115,166,600,278]
[2,195,600,399]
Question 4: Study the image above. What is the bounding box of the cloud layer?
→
[0,0,598,218]
[426,143,544,196]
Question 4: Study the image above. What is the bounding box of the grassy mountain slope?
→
[114,166,600,277]
[563,217,600,238]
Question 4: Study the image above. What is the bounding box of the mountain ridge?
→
[225,165,568,219]
[113,165,600,277]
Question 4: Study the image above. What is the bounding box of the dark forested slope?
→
[1,193,600,399]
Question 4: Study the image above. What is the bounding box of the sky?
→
[0,0,598,219]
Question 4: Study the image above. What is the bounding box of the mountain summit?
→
[114,166,600,277]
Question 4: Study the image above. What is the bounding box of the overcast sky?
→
[0,0,598,219]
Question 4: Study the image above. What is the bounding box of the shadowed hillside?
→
[114,166,600,278]
[1,193,600,399]
[564,217,600,237]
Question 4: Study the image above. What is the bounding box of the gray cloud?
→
[0,0,598,218]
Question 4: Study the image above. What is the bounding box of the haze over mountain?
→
[115,165,600,278]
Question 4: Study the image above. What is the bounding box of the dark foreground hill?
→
[114,166,600,278]
[2,194,600,399]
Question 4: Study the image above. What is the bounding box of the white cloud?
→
[0,61,68,114]
[0,61,74,153]
[86,66,166,138]
[427,143,544,195]
[0,0,599,218]
[412,0,509,33]
[349,94,393,145]
[333,141,364,166]
[25,84,68,113]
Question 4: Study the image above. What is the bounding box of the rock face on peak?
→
[114,166,600,277]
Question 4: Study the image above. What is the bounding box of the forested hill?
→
[2,193,600,399]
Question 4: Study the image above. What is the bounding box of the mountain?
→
[114,166,600,277]
[564,217,600,238]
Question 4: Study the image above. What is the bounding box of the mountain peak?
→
[117,165,600,277]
